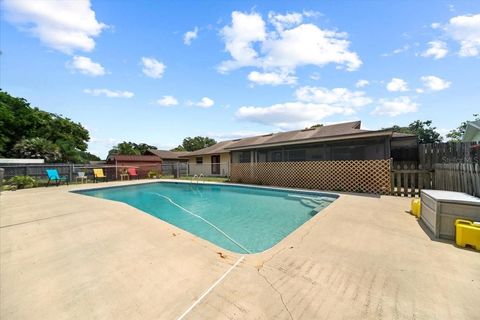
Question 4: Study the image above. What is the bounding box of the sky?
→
[1,0,479,158]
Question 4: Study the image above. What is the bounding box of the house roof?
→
[392,132,418,138]
[107,155,162,162]
[181,121,415,156]
[147,149,191,160]
[182,140,238,156]
[463,120,480,142]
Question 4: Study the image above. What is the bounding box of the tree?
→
[108,141,157,156]
[389,120,442,144]
[171,136,217,152]
[307,124,323,129]
[446,114,480,142]
[12,137,61,162]
[0,90,94,162]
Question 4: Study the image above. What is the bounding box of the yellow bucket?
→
[455,220,480,251]
[411,199,421,218]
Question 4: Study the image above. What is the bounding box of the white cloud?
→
[218,11,361,83]
[157,95,178,106]
[66,56,105,76]
[236,86,372,129]
[218,11,266,72]
[236,102,345,129]
[431,22,441,29]
[84,88,134,98]
[355,79,369,88]
[141,57,166,79]
[382,44,410,57]
[295,86,372,109]
[2,0,106,54]
[386,78,408,92]
[183,27,198,45]
[372,96,418,117]
[247,71,297,86]
[422,41,448,59]
[420,75,451,91]
[268,11,303,31]
[188,97,215,108]
[445,14,480,57]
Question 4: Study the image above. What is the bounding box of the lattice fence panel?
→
[230,160,391,194]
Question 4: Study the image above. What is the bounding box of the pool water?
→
[76,182,337,254]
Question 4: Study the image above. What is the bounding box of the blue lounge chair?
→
[46,169,69,187]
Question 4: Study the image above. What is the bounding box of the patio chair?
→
[93,168,107,183]
[76,171,88,184]
[127,167,139,180]
[46,169,69,187]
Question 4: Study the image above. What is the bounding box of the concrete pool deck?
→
[1,180,479,319]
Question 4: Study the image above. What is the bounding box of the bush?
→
[147,170,160,179]
[8,175,37,189]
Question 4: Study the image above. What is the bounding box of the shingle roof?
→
[107,155,162,162]
[181,121,409,156]
[181,140,238,156]
[147,149,191,159]
[225,121,364,150]
[392,132,418,138]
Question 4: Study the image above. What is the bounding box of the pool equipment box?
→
[420,190,480,240]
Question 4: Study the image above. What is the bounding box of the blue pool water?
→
[75,182,337,253]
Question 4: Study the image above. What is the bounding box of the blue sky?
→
[1,0,479,158]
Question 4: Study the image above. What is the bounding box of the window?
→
[286,149,306,162]
[196,157,203,164]
[239,151,251,163]
[232,151,251,163]
[270,151,283,162]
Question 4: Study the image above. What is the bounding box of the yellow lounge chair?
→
[93,168,107,183]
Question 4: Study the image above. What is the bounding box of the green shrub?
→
[8,175,37,189]
[147,170,160,179]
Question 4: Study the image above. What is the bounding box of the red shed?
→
[106,155,162,179]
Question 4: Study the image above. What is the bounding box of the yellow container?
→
[455,220,480,251]
[411,199,421,218]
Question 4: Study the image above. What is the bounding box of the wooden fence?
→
[231,159,391,194]
[391,164,434,197]
[391,141,479,197]
[396,141,479,169]
[435,163,480,197]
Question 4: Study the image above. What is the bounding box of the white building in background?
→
[0,158,45,164]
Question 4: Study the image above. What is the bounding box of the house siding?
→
[184,152,231,176]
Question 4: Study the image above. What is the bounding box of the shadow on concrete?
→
[415,216,479,253]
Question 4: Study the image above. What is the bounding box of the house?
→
[181,141,234,176]
[145,150,190,164]
[180,121,417,176]
[106,154,163,178]
[462,120,480,142]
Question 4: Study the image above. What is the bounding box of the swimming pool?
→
[75,182,337,254]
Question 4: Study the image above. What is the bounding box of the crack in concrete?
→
[257,269,294,320]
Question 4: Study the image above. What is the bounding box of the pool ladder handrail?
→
[191,174,198,183]
[191,174,205,184]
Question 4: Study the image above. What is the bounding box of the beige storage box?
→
[420,189,480,240]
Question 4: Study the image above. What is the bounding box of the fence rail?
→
[435,163,480,197]
[390,164,434,197]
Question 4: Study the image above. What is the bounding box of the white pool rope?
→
[287,194,335,202]
[148,192,252,254]
[176,255,245,320]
